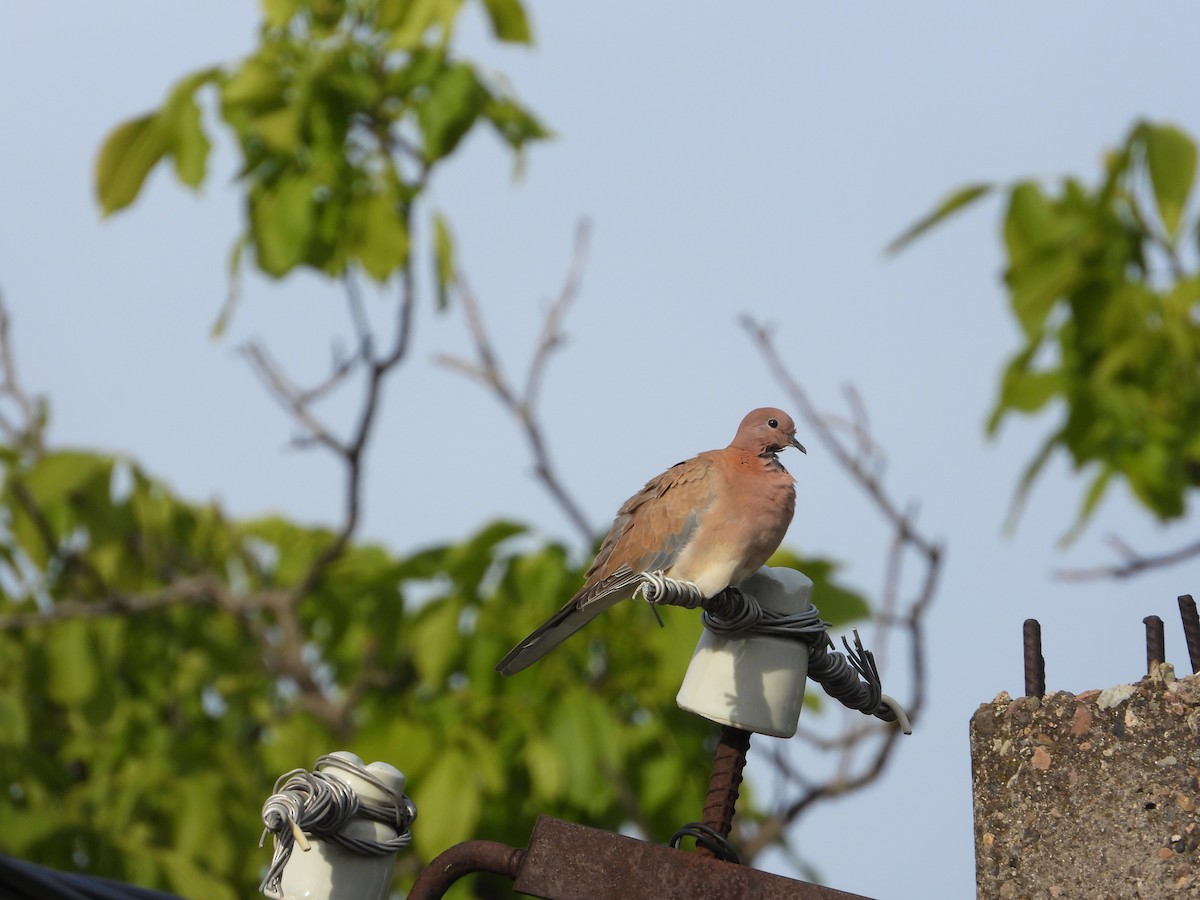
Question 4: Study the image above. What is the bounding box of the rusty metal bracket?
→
[516,816,871,899]
[409,816,874,899]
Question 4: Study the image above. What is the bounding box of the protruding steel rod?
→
[408,840,525,900]
[1023,619,1045,697]
[1178,594,1200,675]
[1143,615,1165,673]
[695,725,751,858]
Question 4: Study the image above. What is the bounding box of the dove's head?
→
[731,408,806,457]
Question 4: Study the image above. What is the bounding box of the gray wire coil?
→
[259,754,415,899]
[637,572,896,724]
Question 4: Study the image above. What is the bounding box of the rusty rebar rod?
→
[1178,594,1200,675]
[407,840,525,900]
[1143,615,1165,673]
[1023,619,1045,697]
[694,725,752,858]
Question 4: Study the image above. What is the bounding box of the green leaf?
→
[1141,121,1197,239]
[355,719,436,784]
[1007,248,1080,338]
[140,842,239,900]
[989,351,1063,430]
[22,451,113,508]
[221,56,285,111]
[383,0,463,49]
[418,63,485,161]
[248,171,315,276]
[410,599,462,684]
[167,94,210,188]
[252,106,301,154]
[44,620,100,705]
[163,67,220,190]
[886,182,993,255]
[443,520,524,592]
[550,690,620,813]
[356,187,410,281]
[484,95,551,154]
[95,67,219,214]
[1002,429,1060,534]
[638,753,682,813]
[413,749,480,861]
[261,0,300,28]
[211,236,247,338]
[0,690,30,747]
[95,114,170,216]
[480,0,532,43]
[433,213,454,310]
[1058,465,1114,546]
[1003,182,1058,267]
[524,735,567,800]
[261,714,334,776]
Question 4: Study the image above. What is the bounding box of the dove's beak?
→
[790,436,807,454]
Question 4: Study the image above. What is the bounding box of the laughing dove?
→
[496,407,805,676]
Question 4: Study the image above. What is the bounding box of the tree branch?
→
[289,255,418,602]
[0,576,227,631]
[1054,534,1200,581]
[0,291,45,454]
[241,342,347,455]
[437,221,595,544]
[238,241,419,610]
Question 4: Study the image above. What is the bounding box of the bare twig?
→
[737,316,943,864]
[242,342,347,455]
[524,223,591,412]
[0,577,226,631]
[872,507,909,672]
[1054,534,1200,581]
[343,272,375,363]
[296,347,356,407]
[289,256,418,601]
[238,235,419,607]
[785,719,885,755]
[836,383,887,479]
[0,292,44,454]
[6,480,110,597]
[437,220,595,543]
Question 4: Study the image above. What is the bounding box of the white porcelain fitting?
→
[278,751,411,900]
[676,567,812,738]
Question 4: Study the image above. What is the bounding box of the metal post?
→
[694,725,752,858]
[1143,615,1165,673]
[1178,594,1200,674]
[1022,619,1045,697]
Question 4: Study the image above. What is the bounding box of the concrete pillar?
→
[970,666,1200,898]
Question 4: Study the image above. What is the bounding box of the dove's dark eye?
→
[767,418,778,429]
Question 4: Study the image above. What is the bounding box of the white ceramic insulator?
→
[675,567,812,738]
[278,751,409,900]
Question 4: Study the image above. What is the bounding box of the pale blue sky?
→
[2,3,1199,897]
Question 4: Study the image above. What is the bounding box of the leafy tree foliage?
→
[895,121,1200,540]
[95,0,547,286]
[0,444,865,896]
[3,1,872,895]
